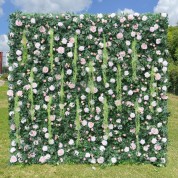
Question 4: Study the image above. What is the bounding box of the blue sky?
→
[0,0,158,35]
[0,0,178,59]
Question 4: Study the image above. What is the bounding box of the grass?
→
[0,82,178,178]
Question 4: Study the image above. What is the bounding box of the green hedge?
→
[7,12,169,166]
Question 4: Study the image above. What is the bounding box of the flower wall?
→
[8,12,169,166]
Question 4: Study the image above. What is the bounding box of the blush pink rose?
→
[69,37,75,43]
[80,58,86,65]
[39,26,46,33]
[88,122,94,129]
[39,156,46,163]
[43,66,49,73]
[15,20,22,26]
[17,91,23,97]
[150,128,159,135]
[155,73,161,80]
[117,33,123,39]
[58,149,64,156]
[45,95,50,102]
[150,27,155,32]
[56,47,65,54]
[10,155,17,163]
[90,26,96,33]
[130,142,136,150]
[7,90,14,97]
[128,14,134,20]
[154,144,161,151]
[141,43,147,50]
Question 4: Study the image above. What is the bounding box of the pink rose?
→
[56,47,65,54]
[119,51,126,57]
[10,155,17,163]
[88,122,94,129]
[68,83,75,89]
[24,84,30,90]
[154,144,161,151]
[39,156,46,163]
[150,27,155,32]
[7,90,13,97]
[80,58,86,65]
[97,157,104,164]
[156,39,161,44]
[117,33,123,39]
[69,37,75,43]
[45,96,50,102]
[141,43,147,50]
[150,128,159,135]
[90,26,96,33]
[131,31,136,37]
[29,130,37,137]
[133,24,138,30]
[15,20,22,26]
[39,26,46,33]
[58,149,64,156]
[50,115,56,121]
[128,14,134,20]
[96,107,101,114]
[98,27,103,33]
[17,91,23,97]
[120,17,126,23]
[130,142,136,150]
[155,73,161,80]
[43,66,49,73]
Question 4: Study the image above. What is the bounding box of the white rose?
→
[81,95,86,100]
[66,69,72,75]
[97,76,102,82]
[124,147,129,152]
[79,46,85,51]
[102,140,107,146]
[67,52,73,58]
[97,157,104,164]
[16,50,22,56]
[31,18,36,23]
[62,38,67,44]
[68,139,74,145]
[85,153,90,158]
[130,113,135,118]
[144,72,150,78]
[42,146,48,151]
[91,136,96,142]
[128,90,133,95]
[111,157,117,163]
[84,108,89,113]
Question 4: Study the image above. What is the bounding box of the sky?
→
[0,0,178,65]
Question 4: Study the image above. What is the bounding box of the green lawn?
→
[0,82,178,178]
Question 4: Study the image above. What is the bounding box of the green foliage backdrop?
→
[7,12,169,166]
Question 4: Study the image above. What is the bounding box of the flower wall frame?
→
[8,12,169,166]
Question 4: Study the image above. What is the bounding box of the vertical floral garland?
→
[14,93,20,145]
[47,95,53,140]
[72,34,78,83]
[59,69,65,118]
[88,61,95,111]
[22,30,27,64]
[29,69,34,121]
[150,66,155,113]
[49,28,54,73]
[134,100,140,154]
[103,97,109,137]
[116,64,122,111]
[75,97,81,147]
[102,35,108,85]
[131,39,138,81]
